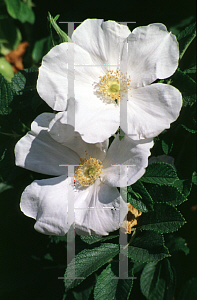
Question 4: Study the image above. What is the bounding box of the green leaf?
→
[165,234,189,255]
[145,184,187,206]
[72,284,94,300]
[48,12,72,46]
[140,261,162,299]
[140,162,178,185]
[4,0,35,24]
[163,260,176,300]
[140,203,186,233]
[171,68,196,107]
[3,67,40,114]
[10,67,38,94]
[184,65,196,74]
[177,277,197,300]
[0,57,14,82]
[173,178,192,197]
[128,181,154,212]
[94,262,134,300]
[0,182,12,193]
[0,73,13,115]
[49,235,67,243]
[133,261,146,274]
[0,18,22,55]
[140,259,175,300]
[127,195,148,213]
[32,36,53,63]
[64,243,119,291]
[161,136,173,155]
[128,231,169,263]
[181,123,197,133]
[177,22,196,60]
[192,172,197,185]
[80,234,119,245]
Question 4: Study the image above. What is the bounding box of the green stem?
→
[0,131,21,138]
[123,228,137,249]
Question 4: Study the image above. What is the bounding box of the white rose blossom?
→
[37,19,182,143]
[15,113,153,236]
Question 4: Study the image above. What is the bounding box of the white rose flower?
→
[15,113,153,236]
[37,19,182,143]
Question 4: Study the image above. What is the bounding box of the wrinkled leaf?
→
[127,181,154,213]
[128,231,169,263]
[141,162,178,185]
[0,73,13,115]
[64,243,119,290]
[94,262,134,300]
[140,259,175,300]
[140,203,186,233]
[145,184,187,206]
[80,234,118,245]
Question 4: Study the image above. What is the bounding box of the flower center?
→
[97,68,131,103]
[75,154,103,186]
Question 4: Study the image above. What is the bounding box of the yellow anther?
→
[97,68,131,103]
[75,155,103,186]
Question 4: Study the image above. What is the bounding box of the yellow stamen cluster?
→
[97,69,131,103]
[75,153,103,186]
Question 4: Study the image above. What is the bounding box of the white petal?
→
[124,83,182,140]
[125,23,179,87]
[65,84,120,143]
[15,113,80,175]
[21,176,127,236]
[102,135,153,187]
[72,19,131,65]
[74,180,128,235]
[37,42,96,111]
[48,111,109,160]
[20,175,70,235]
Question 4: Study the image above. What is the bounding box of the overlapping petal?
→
[102,135,153,187]
[48,111,109,160]
[15,113,80,176]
